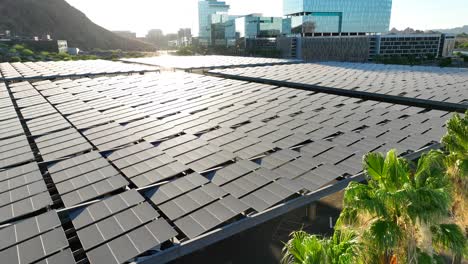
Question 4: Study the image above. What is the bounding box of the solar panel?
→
[240,178,303,212]
[35,248,76,264]
[121,55,301,71]
[175,195,249,239]
[0,162,52,224]
[0,210,70,264]
[209,62,468,110]
[0,60,159,81]
[69,190,177,264]
[0,64,462,264]
[48,154,128,207]
[158,183,227,220]
[144,172,210,205]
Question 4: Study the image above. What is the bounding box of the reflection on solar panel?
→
[0,66,462,264]
[209,62,468,110]
[0,60,159,81]
[121,55,301,70]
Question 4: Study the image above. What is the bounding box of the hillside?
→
[0,0,155,51]
[431,25,468,34]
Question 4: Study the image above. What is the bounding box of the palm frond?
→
[363,152,385,182]
[442,112,468,157]
[382,149,410,191]
[405,187,451,224]
[414,150,447,188]
[430,224,467,257]
[364,219,402,253]
[343,182,388,218]
[282,231,327,264]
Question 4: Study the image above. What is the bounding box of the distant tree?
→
[12,44,25,50]
[438,57,452,67]
[21,49,34,56]
[9,56,21,62]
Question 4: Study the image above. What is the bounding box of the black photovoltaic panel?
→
[1,68,460,264]
[0,162,52,224]
[0,134,35,169]
[145,172,210,205]
[158,183,227,221]
[0,191,52,224]
[240,178,303,212]
[17,73,453,191]
[0,60,159,81]
[35,248,76,264]
[0,227,70,264]
[209,62,468,109]
[77,202,160,250]
[0,211,71,264]
[86,218,176,264]
[0,211,61,251]
[69,190,177,264]
[69,190,144,229]
[210,159,260,186]
[108,143,190,187]
[48,154,128,207]
[221,168,281,198]
[175,195,249,239]
[0,83,35,169]
[121,56,301,70]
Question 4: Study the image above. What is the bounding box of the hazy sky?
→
[65,0,468,36]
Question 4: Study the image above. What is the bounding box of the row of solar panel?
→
[0,71,455,264]
[209,62,468,107]
[121,55,300,70]
[0,60,159,81]
[1,73,452,215]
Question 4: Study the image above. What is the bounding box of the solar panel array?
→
[209,62,468,108]
[121,55,301,70]
[0,60,159,81]
[0,69,456,263]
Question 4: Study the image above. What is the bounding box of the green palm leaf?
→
[431,224,467,257]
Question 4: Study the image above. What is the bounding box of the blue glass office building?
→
[198,0,230,44]
[283,0,392,34]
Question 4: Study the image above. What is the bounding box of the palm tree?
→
[441,111,468,263]
[282,229,360,264]
[337,149,466,263]
[442,111,467,180]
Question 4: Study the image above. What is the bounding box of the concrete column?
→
[306,203,317,221]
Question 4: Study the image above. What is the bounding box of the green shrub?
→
[12,44,25,50]
[21,49,34,56]
[9,56,21,62]
[438,57,452,67]
[176,47,194,56]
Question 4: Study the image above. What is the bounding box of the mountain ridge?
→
[0,0,155,51]
[430,25,468,34]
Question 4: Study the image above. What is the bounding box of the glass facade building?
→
[283,0,392,34]
[198,0,230,44]
[235,15,284,39]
